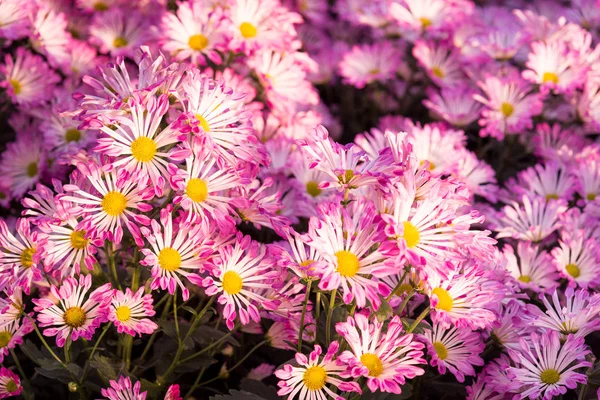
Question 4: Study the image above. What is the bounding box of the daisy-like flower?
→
[339,41,403,89]
[511,162,575,202]
[404,121,465,174]
[270,227,325,280]
[574,159,600,202]
[453,149,498,202]
[421,322,484,383]
[89,8,149,57]
[140,210,211,301]
[61,161,152,245]
[0,218,46,295]
[389,0,468,40]
[474,75,543,140]
[0,367,22,399]
[551,237,600,289]
[203,234,280,329]
[0,317,33,363]
[523,39,586,94]
[413,40,464,88]
[423,86,483,127]
[491,301,529,351]
[101,376,147,400]
[109,287,158,337]
[532,123,585,163]
[0,0,31,40]
[33,275,112,347]
[160,1,226,64]
[96,95,180,196]
[494,195,565,242]
[336,314,426,394]
[508,331,591,400]
[472,8,529,61]
[30,5,71,68]
[0,132,46,199]
[306,201,398,309]
[275,342,361,400]
[503,242,558,292]
[0,48,60,105]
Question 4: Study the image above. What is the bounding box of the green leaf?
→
[239,378,280,400]
[89,354,123,381]
[35,362,81,384]
[192,326,240,347]
[210,390,269,400]
[175,355,217,372]
[20,340,47,366]
[140,379,163,400]
[373,298,394,323]
[181,305,198,316]
[316,306,348,346]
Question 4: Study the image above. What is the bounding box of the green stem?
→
[124,335,133,371]
[25,314,66,367]
[173,291,181,343]
[179,328,236,364]
[297,280,312,352]
[396,290,415,317]
[386,270,409,302]
[9,348,29,389]
[406,306,430,333]
[106,243,122,290]
[64,337,72,364]
[185,366,207,398]
[325,289,337,345]
[131,250,141,292]
[198,340,267,387]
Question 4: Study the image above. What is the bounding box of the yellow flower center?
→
[20,247,36,268]
[130,136,157,162]
[305,181,322,197]
[431,287,453,312]
[518,275,531,283]
[565,263,580,278]
[545,194,558,201]
[501,102,514,117]
[239,22,257,38]
[101,191,127,217]
[402,221,420,248]
[431,67,444,78]
[222,270,243,295]
[587,193,596,201]
[94,1,109,11]
[369,68,381,75]
[27,162,38,178]
[10,79,21,95]
[158,247,182,272]
[394,283,413,296]
[0,331,12,348]
[115,305,131,322]
[420,17,432,28]
[338,169,354,184]
[433,342,448,360]
[360,353,383,377]
[63,306,87,328]
[113,36,128,48]
[186,178,209,203]
[65,128,82,143]
[195,114,211,132]
[4,380,17,393]
[188,34,209,51]
[542,72,559,84]
[303,365,327,391]
[540,368,560,385]
[70,230,88,250]
[335,250,360,277]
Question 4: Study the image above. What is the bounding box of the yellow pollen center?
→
[433,342,448,360]
[195,114,211,132]
[26,162,38,178]
[542,72,559,84]
[518,275,531,283]
[115,305,131,322]
[63,306,86,328]
[565,263,580,278]
[239,22,257,38]
[431,67,444,78]
[70,230,88,250]
[0,331,12,348]
[546,194,558,201]
[113,36,128,48]
[402,221,420,248]
[432,287,453,312]
[4,379,17,393]
[188,34,209,51]
[369,68,381,75]
[360,353,383,377]
[222,270,243,295]
[130,136,157,162]
[303,366,327,391]
[20,247,36,268]
[94,1,109,10]
[65,128,82,143]
[10,79,21,95]
[540,368,560,385]
[101,191,127,217]
[501,102,514,117]
[335,250,360,277]
[420,17,432,28]
[587,193,596,201]
[306,181,322,197]
[158,247,182,272]
[186,178,209,203]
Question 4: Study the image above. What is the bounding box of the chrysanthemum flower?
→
[109,287,158,337]
[404,121,465,174]
[511,162,574,202]
[140,210,211,301]
[270,228,325,280]
[421,322,484,383]
[507,331,591,400]
[453,150,498,202]
[306,200,398,309]
[336,314,426,394]
[503,242,558,292]
[532,123,586,163]
[474,76,543,140]
[0,48,60,105]
[275,342,361,400]
[0,218,46,295]
[160,1,226,64]
[551,238,600,288]
[472,9,529,61]
[101,376,147,400]
[389,0,469,40]
[413,40,464,88]
[0,132,46,199]
[574,158,600,202]
[30,5,71,68]
[0,0,31,40]
[339,41,403,89]
[490,301,530,351]
[89,8,149,57]
[423,86,483,127]
[0,317,33,363]
[61,161,152,245]
[203,234,280,329]
[0,367,22,399]
[33,275,112,347]
[0,287,24,324]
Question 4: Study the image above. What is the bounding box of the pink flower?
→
[339,41,404,89]
[0,367,22,398]
[423,85,483,127]
[413,40,464,88]
[0,0,32,40]
[109,287,158,337]
[101,376,147,400]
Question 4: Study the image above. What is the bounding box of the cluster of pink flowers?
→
[0,0,599,399]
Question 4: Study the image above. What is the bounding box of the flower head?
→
[109,287,158,337]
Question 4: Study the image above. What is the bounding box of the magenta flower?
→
[109,287,158,337]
